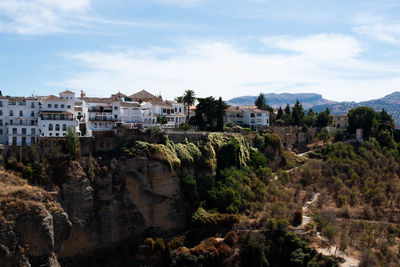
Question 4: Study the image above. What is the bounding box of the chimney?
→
[81,90,86,99]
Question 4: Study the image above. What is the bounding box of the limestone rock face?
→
[1,151,189,265]
[57,156,188,261]
[0,171,72,267]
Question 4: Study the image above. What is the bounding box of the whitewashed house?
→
[38,95,79,137]
[225,106,269,128]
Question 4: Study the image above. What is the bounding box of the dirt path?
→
[296,193,360,267]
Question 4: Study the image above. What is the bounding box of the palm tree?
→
[183,90,196,120]
[175,96,184,103]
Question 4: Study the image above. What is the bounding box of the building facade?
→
[225,106,270,128]
[0,89,187,146]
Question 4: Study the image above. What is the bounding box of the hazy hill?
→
[312,91,400,125]
[227,93,335,109]
[229,91,400,126]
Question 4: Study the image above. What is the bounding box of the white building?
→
[1,96,39,146]
[225,106,269,128]
[0,89,187,146]
[38,94,79,137]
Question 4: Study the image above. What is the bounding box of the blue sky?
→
[1,0,400,101]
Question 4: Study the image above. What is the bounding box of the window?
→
[19,110,23,116]
[31,137,35,145]
[22,137,26,146]
[31,128,35,134]
[114,106,118,110]
[22,128,26,134]
[31,102,35,108]
[55,124,60,131]
[12,128,17,134]
[67,105,71,109]
[12,137,16,146]
[9,110,13,116]
[94,123,97,128]
[0,119,2,126]
[62,124,66,131]
[31,111,34,117]
[61,104,65,108]
[257,113,262,117]
[251,113,255,118]
[49,133,52,136]
[56,133,59,136]
[55,104,58,108]
[0,110,2,116]
[48,104,52,108]
[175,108,177,112]
[0,101,2,107]
[48,124,53,131]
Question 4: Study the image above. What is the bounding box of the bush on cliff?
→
[191,207,239,228]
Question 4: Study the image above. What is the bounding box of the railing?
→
[89,117,116,121]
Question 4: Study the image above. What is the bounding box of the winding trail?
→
[295,193,360,267]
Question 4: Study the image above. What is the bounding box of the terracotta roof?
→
[226,106,244,113]
[130,90,160,100]
[148,100,172,107]
[59,90,75,95]
[241,107,268,113]
[0,96,37,101]
[42,95,67,102]
[85,97,112,103]
[74,107,82,112]
[120,102,140,107]
[111,92,128,100]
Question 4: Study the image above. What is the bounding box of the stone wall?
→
[269,126,318,152]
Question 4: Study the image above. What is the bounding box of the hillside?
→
[312,91,400,125]
[227,93,335,109]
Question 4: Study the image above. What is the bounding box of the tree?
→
[255,93,267,110]
[276,107,284,120]
[291,100,304,126]
[183,90,196,120]
[216,97,224,131]
[302,109,316,127]
[157,115,168,124]
[65,126,79,159]
[174,96,184,103]
[317,128,332,144]
[316,108,332,127]
[284,104,291,115]
[193,97,228,130]
[347,106,377,138]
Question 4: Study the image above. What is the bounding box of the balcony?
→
[6,121,38,126]
[40,114,74,121]
[89,117,116,122]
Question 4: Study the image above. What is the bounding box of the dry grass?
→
[0,170,62,224]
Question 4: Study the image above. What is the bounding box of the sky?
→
[1,0,400,102]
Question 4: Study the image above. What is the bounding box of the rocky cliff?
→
[0,133,288,266]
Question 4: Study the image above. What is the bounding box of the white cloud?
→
[48,35,400,102]
[0,0,91,34]
[354,15,400,45]
[262,34,364,60]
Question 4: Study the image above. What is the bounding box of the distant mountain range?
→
[227,92,400,126]
[227,93,336,109]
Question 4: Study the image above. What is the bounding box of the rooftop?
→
[59,90,75,95]
[130,89,161,101]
